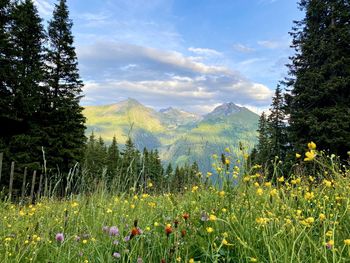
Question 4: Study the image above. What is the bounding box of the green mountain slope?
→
[83,98,259,171]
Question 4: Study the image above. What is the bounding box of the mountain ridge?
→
[83,98,259,171]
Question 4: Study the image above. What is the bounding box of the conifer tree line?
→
[0,0,85,186]
[83,134,200,193]
[253,0,350,171]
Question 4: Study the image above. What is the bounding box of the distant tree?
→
[45,0,85,171]
[284,0,350,158]
[256,112,270,165]
[267,86,287,160]
[107,135,120,180]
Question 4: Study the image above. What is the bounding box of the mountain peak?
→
[205,102,242,118]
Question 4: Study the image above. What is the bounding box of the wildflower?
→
[201,212,209,222]
[55,233,64,243]
[181,229,186,237]
[109,226,119,236]
[183,213,190,220]
[189,259,195,263]
[344,239,350,246]
[270,189,278,197]
[308,141,316,150]
[319,214,326,221]
[113,240,119,245]
[256,188,263,196]
[222,208,227,213]
[192,186,199,192]
[256,217,269,226]
[82,239,88,244]
[113,252,121,258]
[165,224,173,236]
[106,208,112,213]
[102,226,109,233]
[296,153,301,158]
[154,222,159,227]
[323,180,332,188]
[278,176,284,182]
[304,150,316,161]
[148,182,153,188]
[225,158,230,165]
[326,240,334,249]
[206,227,214,233]
[243,176,250,182]
[124,236,130,242]
[304,192,315,201]
[137,257,143,263]
[264,182,272,187]
[131,227,141,237]
[222,238,229,245]
[219,191,225,197]
[209,214,217,221]
[250,258,258,262]
[206,172,213,178]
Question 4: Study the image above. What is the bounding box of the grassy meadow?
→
[1,144,350,263]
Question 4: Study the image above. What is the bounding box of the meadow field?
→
[1,144,350,263]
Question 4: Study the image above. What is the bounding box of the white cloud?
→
[33,0,53,17]
[188,47,222,57]
[257,38,290,50]
[79,41,273,113]
[233,43,255,53]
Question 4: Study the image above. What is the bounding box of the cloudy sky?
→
[34,0,302,114]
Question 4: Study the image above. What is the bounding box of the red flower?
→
[161,259,166,263]
[183,213,190,220]
[165,224,173,236]
[181,229,186,237]
[131,227,141,237]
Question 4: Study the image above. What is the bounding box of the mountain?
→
[83,99,259,171]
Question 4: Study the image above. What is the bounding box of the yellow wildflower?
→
[256,188,263,196]
[206,227,214,233]
[308,141,316,150]
[344,239,350,245]
[209,214,217,221]
[296,153,301,158]
[304,150,316,161]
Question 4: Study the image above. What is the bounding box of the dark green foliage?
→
[44,0,86,170]
[0,0,12,123]
[285,0,350,158]
[267,86,287,160]
[256,112,270,165]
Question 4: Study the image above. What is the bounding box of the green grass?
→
[2,146,350,262]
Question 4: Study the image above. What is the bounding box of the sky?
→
[34,0,303,114]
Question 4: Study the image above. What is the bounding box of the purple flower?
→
[113,252,121,258]
[55,233,64,242]
[113,240,119,245]
[109,226,119,236]
[102,226,109,232]
[124,235,130,242]
[137,257,143,263]
[201,212,209,222]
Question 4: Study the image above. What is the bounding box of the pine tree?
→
[6,0,46,169]
[256,112,270,165]
[0,0,12,124]
[285,0,350,158]
[267,86,287,160]
[107,135,120,180]
[45,0,85,171]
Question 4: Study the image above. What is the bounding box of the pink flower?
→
[55,233,64,242]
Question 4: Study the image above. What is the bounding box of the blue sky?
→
[34,0,303,114]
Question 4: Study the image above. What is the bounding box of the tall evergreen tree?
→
[267,86,287,160]
[7,0,46,169]
[256,112,270,165]
[0,0,12,125]
[45,0,86,170]
[285,0,350,158]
